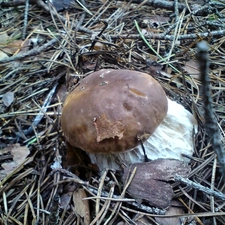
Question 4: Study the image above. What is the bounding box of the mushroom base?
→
[88,98,198,171]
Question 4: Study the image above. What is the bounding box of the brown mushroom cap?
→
[61,69,168,154]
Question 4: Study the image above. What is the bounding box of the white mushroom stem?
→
[88,98,198,171]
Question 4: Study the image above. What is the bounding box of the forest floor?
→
[1,0,225,224]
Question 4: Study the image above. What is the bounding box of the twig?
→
[104,167,138,224]
[89,21,108,51]
[22,0,29,39]
[54,169,166,215]
[196,40,225,178]
[110,29,225,41]
[210,158,217,225]
[0,0,93,34]
[85,186,166,215]
[124,0,220,15]
[175,175,225,200]
[134,20,180,73]
[0,38,59,64]
[163,4,212,35]
[24,83,58,136]
[125,0,187,10]
[37,0,93,34]
[48,193,60,225]
[0,0,36,7]
[174,0,179,21]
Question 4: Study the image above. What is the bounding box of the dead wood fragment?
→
[122,159,190,209]
[175,175,225,201]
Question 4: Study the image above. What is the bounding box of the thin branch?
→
[0,38,58,64]
[196,40,225,178]
[109,29,225,41]
[22,0,29,39]
[175,175,225,200]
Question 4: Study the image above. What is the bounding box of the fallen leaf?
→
[0,144,30,179]
[183,60,200,79]
[56,84,67,103]
[60,192,72,209]
[122,159,190,209]
[149,15,170,26]
[116,215,153,225]
[135,216,152,225]
[0,50,8,60]
[142,15,170,28]
[73,188,90,225]
[155,200,184,225]
[0,32,9,44]
[146,59,163,76]
[2,91,14,107]
[2,39,30,55]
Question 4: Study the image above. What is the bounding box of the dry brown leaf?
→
[149,15,170,26]
[117,215,153,225]
[135,216,152,225]
[2,39,30,55]
[183,60,200,79]
[2,91,14,107]
[155,200,184,225]
[73,188,90,225]
[56,84,67,103]
[0,144,30,179]
[122,159,190,209]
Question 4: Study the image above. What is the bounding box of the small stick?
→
[55,168,166,215]
[84,185,166,215]
[0,38,58,64]
[175,175,225,200]
[22,0,29,39]
[196,40,225,179]
[24,83,58,136]
[110,29,225,41]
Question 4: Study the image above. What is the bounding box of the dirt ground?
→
[1,0,225,224]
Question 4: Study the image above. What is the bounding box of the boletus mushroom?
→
[61,69,197,170]
[61,70,167,165]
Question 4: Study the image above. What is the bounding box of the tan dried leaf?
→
[2,39,30,55]
[149,15,170,25]
[183,60,200,79]
[73,188,90,225]
[155,200,184,225]
[0,144,30,179]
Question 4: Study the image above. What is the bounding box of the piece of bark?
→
[122,159,190,209]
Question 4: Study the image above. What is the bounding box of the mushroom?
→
[61,70,167,166]
[61,69,197,170]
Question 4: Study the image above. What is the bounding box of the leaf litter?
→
[0,0,225,224]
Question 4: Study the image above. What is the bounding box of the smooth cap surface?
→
[61,69,168,154]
